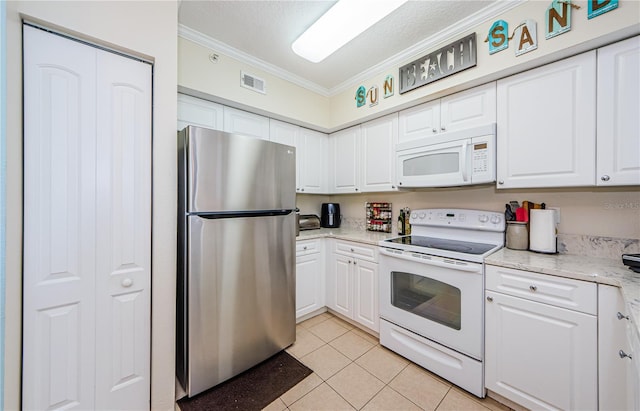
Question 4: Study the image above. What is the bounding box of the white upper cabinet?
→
[298,127,329,194]
[330,125,361,193]
[223,106,270,140]
[177,94,223,131]
[440,82,496,132]
[496,51,597,188]
[399,82,496,144]
[270,119,328,194]
[360,114,398,192]
[596,35,640,186]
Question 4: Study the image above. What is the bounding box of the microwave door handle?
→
[461,141,470,182]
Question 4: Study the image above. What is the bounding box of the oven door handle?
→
[380,248,482,273]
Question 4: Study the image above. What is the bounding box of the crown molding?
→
[178,0,525,98]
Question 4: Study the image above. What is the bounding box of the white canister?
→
[529,209,558,253]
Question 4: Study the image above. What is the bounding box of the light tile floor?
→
[264,312,512,411]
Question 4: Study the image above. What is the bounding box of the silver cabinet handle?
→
[391,185,396,189]
[617,312,630,321]
[441,126,446,131]
[498,180,504,185]
[301,188,305,192]
[432,128,437,133]
[122,278,133,288]
[398,182,403,186]
[355,188,358,191]
[619,350,633,360]
[354,261,357,265]
[487,296,494,302]
[601,175,611,182]
[303,246,308,250]
[350,248,354,252]
[529,285,537,292]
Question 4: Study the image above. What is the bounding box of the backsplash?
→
[558,234,640,260]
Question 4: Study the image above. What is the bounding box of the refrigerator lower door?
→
[185,212,296,397]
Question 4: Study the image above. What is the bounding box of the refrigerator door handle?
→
[193,209,294,219]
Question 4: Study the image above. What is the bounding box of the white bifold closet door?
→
[23,25,151,410]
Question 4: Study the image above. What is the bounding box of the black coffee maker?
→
[320,203,341,228]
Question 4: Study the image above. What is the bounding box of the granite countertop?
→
[486,248,640,340]
[297,227,391,246]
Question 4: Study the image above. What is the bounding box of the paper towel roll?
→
[529,209,557,253]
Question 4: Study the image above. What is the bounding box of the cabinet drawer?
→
[334,240,378,262]
[296,239,321,256]
[486,265,597,315]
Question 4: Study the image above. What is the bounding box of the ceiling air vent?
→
[240,71,266,94]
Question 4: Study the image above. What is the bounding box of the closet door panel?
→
[95,49,152,410]
[23,25,97,411]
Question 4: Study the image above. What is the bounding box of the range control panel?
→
[409,208,505,232]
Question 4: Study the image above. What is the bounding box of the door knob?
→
[440,126,446,131]
[617,312,630,321]
[619,350,633,360]
[486,296,493,302]
[601,175,610,182]
[529,285,537,292]
[432,128,437,133]
[122,278,133,287]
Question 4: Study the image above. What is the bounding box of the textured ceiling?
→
[178,0,500,93]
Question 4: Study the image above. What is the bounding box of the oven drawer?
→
[486,265,597,315]
[334,240,378,262]
[296,239,321,256]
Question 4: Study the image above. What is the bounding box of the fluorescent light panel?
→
[292,0,408,63]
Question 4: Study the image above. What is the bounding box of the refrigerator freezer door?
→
[180,126,296,213]
[184,213,296,397]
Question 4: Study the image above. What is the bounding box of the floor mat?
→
[177,350,312,411]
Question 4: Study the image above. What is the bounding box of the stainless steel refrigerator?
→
[176,126,297,397]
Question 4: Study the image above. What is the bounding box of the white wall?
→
[4,1,177,410]
[179,36,332,132]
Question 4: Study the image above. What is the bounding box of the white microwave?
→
[396,124,496,188]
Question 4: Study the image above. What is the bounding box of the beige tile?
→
[329,330,375,360]
[351,327,379,346]
[355,346,409,384]
[299,312,331,329]
[289,383,356,411]
[286,326,325,359]
[329,315,355,330]
[389,364,451,411]
[280,373,323,406]
[436,388,491,411]
[362,386,422,411]
[300,344,351,380]
[444,388,513,411]
[262,397,287,411]
[327,363,385,409]
[308,317,350,343]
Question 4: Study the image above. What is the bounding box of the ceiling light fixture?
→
[292,0,408,63]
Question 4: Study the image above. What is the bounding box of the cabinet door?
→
[598,285,634,411]
[177,94,223,131]
[496,51,596,188]
[398,99,440,143]
[360,114,398,192]
[327,253,352,318]
[296,253,324,319]
[330,126,360,193]
[223,106,270,140]
[353,259,379,332]
[298,128,328,193]
[596,36,640,186]
[440,82,496,132]
[485,290,597,411]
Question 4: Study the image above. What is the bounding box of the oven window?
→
[403,153,459,176]
[390,271,461,330]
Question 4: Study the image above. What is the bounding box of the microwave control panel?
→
[472,142,488,173]
[470,135,495,183]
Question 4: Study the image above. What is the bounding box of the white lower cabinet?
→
[598,285,637,411]
[326,239,379,332]
[295,239,325,320]
[485,265,597,410]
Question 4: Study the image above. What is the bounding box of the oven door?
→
[379,247,483,360]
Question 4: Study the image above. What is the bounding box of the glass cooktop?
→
[384,235,496,255]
